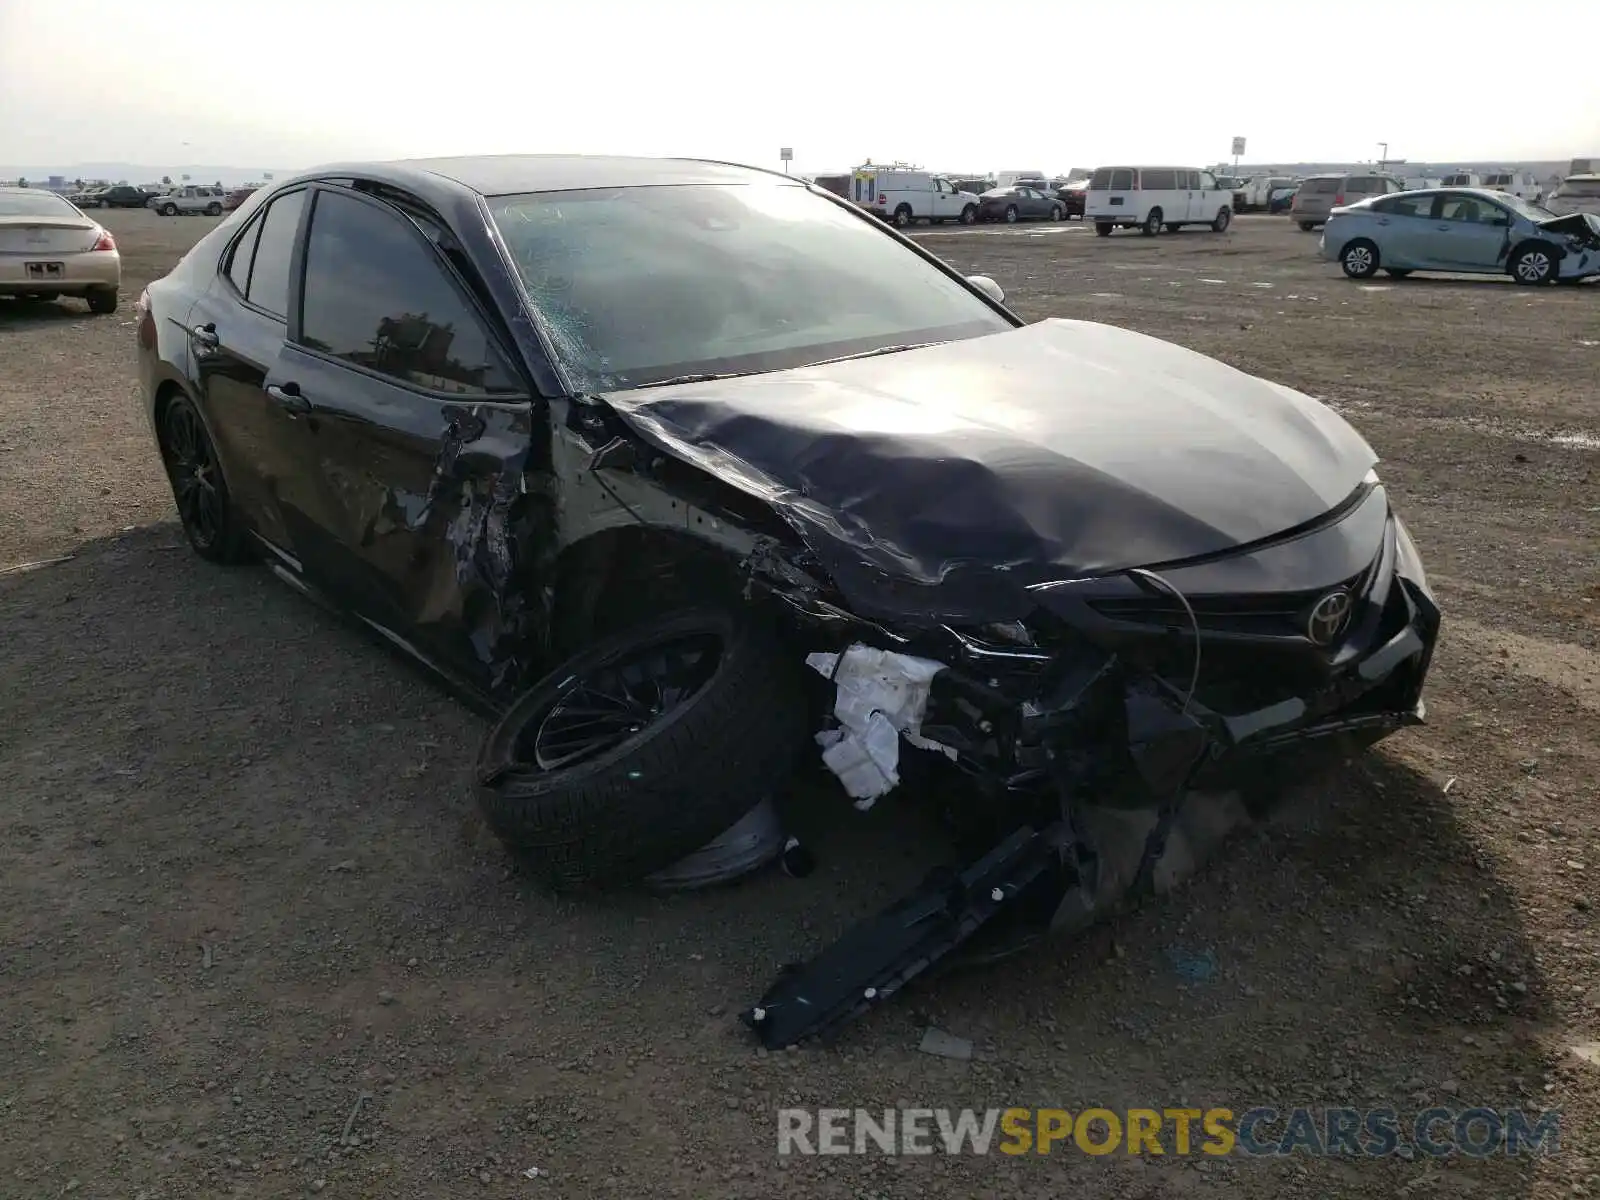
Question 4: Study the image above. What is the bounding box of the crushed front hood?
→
[603,320,1376,614]
[1539,211,1600,248]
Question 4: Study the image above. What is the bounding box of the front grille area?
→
[1088,551,1383,642]
[1080,543,1396,715]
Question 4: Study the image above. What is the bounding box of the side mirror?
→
[967,274,1005,304]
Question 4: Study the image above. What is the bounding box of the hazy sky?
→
[4,0,1598,175]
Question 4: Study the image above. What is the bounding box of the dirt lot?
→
[2,208,1597,1199]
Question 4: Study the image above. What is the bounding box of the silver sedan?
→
[0,186,122,312]
[1319,187,1600,286]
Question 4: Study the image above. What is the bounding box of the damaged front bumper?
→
[742,503,1439,1048]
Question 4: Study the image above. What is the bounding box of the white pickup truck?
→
[147,185,226,216]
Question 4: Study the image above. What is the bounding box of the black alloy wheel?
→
[526,633,722,770]
[160,397,248,562]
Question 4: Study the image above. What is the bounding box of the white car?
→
[1086,165,1233,236]
[1545,174,1600,218]
[849,168,981,227]
[0,186,121,312]
[148,185,226,216]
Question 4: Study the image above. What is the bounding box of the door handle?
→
[1436,225,1452,231]
[266,382,312,417]
[190,322,219,349]
[1376,218,1390,225]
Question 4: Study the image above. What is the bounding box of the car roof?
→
[282,154,789,200]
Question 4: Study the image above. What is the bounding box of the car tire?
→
[158,393,251,563]
[960,204,977,225]
[893,205,913,228]
[1298,221,1316,231]
[1340,239,1380,279]
[474,607,810,892]
[86,286,118,314]
[205,202,222,216]
[1384,268,1411,279]
[1142,209,1163,236]
[161,203,178,216]
[1050,204,1063,221]
[1095,222,1113,237]
[1510,243,1556,286]
[1004,205,1019,223]
[1212,207,1231,232]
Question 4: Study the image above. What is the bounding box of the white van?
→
[850,167,981,227]
[1085,166,1233,236]
[1481,170,1542,203]
[1440,172,1481,188]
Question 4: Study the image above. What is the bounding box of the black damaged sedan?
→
[134,155,1439,1045]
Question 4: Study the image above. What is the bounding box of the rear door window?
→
[243,190,306,320]
[225,218,263,295]
[1373,194,1435,219]
[1092,168,1134,190]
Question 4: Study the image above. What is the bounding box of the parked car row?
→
[839,166,1092,227]
[68,184,164,208]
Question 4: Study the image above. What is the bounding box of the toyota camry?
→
[134,155,1440,1045]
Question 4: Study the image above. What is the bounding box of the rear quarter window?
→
[1301,178,1340,194]
[1140,169,1177,190]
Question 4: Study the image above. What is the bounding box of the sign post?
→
[1230,137,1246,172]
[779,147,793,175]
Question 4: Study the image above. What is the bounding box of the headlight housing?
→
[1393,516,1431,599]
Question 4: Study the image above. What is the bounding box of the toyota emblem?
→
[1305,590,1353,646]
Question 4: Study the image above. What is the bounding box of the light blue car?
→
[1318,187,1600,285]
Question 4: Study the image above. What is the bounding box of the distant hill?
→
[0,162,295,186]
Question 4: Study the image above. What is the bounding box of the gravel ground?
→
[2,208,1597,1199]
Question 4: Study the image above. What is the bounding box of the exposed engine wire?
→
[1124,567,1202,716]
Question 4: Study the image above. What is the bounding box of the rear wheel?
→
[158,394,250,562]
[1340,239,1380,279]
[1142,208,1163,236]
[86,286,118,314]
[475,607,809,891]
[1298,221,1316,231]
[893,205,913,228]
[1095,222,1113,237]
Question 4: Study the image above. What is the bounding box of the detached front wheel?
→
[476,608,810,891]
